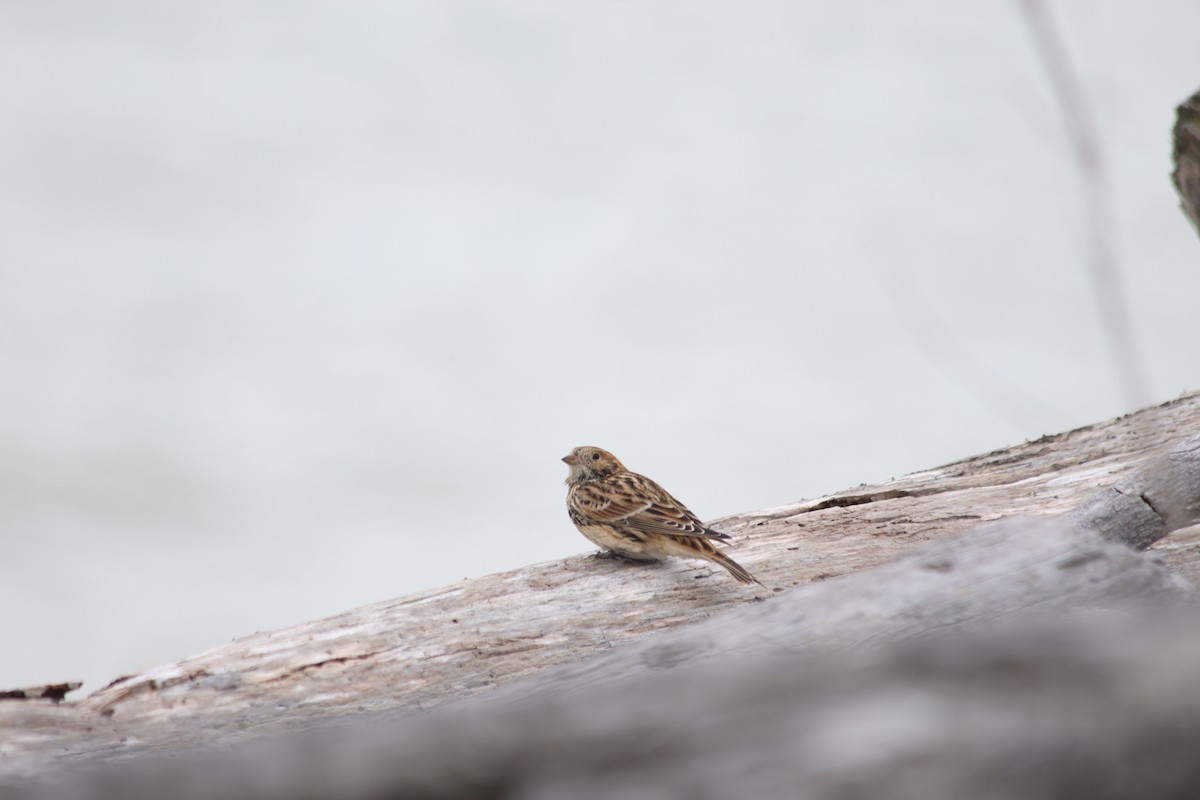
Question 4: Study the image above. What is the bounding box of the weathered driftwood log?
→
[19,520,1200,800]
[1,392,1199,798]
[1174,86,1200,235]
[1,392,1200,790]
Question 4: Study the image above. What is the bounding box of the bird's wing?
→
[570,473,729,540]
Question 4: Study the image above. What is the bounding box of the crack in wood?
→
[805,488,942,511]
[294,654,376,674]
[1139,491,1165,523]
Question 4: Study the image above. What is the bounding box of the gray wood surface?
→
[16,518,1199,800]
[2,393,1200,786]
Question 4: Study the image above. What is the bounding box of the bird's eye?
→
[591,452,601,461]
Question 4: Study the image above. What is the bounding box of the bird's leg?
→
[592,550,656,565]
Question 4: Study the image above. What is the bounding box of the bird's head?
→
[562,446,625,483]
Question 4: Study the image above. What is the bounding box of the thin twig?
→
[1017,0,1151,409]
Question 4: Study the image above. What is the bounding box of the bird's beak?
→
[562,453,579,465]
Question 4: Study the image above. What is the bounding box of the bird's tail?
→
[708,548,761,586]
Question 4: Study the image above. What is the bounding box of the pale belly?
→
[574,523,662,560]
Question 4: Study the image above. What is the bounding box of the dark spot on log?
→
[0,682,81,703]
[786,547,799,551]
[452,619,459,624]
[1057,551,1105,570]
[922,560,954,573]
[641,640,710,670]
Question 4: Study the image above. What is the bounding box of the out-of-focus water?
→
[2,0,1198,694]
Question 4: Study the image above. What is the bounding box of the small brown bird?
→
[563,446,760,585]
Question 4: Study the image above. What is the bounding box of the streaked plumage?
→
[562,446,760,585]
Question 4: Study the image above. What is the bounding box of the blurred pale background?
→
[2,0,1198,694]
